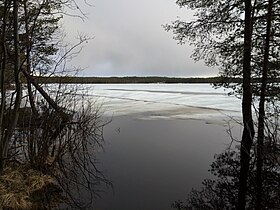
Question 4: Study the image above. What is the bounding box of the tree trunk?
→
[256,0,273,209]
[0,0,9,175]
[23,0,38,116]
[0,0,22,173]
[237,0,255,209]
[21,68,70,123]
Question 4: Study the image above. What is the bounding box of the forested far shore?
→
[35,76,223,84]
[33,76,280,84]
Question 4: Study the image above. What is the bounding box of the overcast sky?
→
[63,0,217,77]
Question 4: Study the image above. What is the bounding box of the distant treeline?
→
[34,76,280,84]
[34,76,238,84]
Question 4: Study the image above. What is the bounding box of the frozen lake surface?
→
[83,84,242,122]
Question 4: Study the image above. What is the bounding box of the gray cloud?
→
[63,0,218,77]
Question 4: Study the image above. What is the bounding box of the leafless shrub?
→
[6,86,111,209]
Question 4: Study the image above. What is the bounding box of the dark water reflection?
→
[95,115,240,210]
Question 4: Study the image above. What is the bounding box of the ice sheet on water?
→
[81,84,241,121]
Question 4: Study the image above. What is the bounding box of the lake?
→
[82,84,242,210]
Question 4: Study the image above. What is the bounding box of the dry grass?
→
[0,164,62,210]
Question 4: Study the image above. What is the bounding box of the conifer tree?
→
[166,0,280,208]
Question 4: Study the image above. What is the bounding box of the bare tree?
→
[0,0,110,209]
